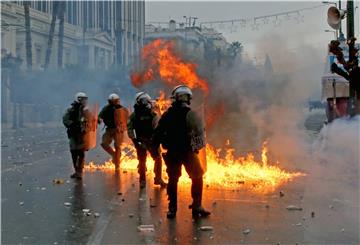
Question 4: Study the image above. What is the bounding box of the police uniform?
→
[63,101,87,178]
[127,104,165,186]
[98,104,128,167]
[154,101,209,218]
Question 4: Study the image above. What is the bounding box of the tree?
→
[57,1,66,68]
[23,1,32,70]
[44,1,59,70]
[227,41,242,58]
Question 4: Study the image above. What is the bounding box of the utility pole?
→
[346,0,354,39]
[346,0,356,115]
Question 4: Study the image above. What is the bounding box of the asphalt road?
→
[1,112,359,244]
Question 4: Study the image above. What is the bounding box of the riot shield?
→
[186,106,207,172]
[83,103,98,150]
[114,107,129,144]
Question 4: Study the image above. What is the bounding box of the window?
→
[35,46,41,65]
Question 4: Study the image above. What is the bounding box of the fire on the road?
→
[85,141,305,194]
[86,38,306,193]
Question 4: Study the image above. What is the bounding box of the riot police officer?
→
[127,92,167,188]
[98,93,128,170]
[63,92,89,180]
[154,85,211,219]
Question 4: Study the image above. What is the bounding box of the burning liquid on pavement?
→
[88,39,306,193]
[85,142,305,194]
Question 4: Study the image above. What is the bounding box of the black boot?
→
[192,206,211,218]
[167,178,178,219]
[191,177,210,218]
[167,207,177,219]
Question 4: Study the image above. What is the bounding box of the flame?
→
[131,39,209,95]
[154,90,172,115]
[85,141,305,194]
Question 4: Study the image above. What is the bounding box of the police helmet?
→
[171,85,193,101]
[75,92,88,102]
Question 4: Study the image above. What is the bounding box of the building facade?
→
[1,1,145,70]
[145,20,229,61]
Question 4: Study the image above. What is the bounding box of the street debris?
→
[286,205,303,211]
[53,179,65,184]
[279,191,285,197]
[94,212,100,218]
[19,201,24,206]
[200,226,214,231]
[137,224,155,232]
[242,228,251,235]
[64,202,71,207]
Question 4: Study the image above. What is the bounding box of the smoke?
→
[312,116,360,178]
[201,32,324,168]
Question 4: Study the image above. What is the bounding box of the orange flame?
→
[131,39,209,96]
[153,90,172,115]
[85,141,305,194]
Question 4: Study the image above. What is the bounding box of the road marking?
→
[86,176,133,245]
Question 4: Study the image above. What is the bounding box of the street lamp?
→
[325,29,337,39]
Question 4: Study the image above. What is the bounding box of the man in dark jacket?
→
[63,92,88,180]
[127,92,167,188]
[154,85,211,219]
[98,93,128,170]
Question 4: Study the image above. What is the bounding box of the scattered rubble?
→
[53,179,65,184]
[286,205,303,211]
[200,226,214,231]
[137,224,155,232]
